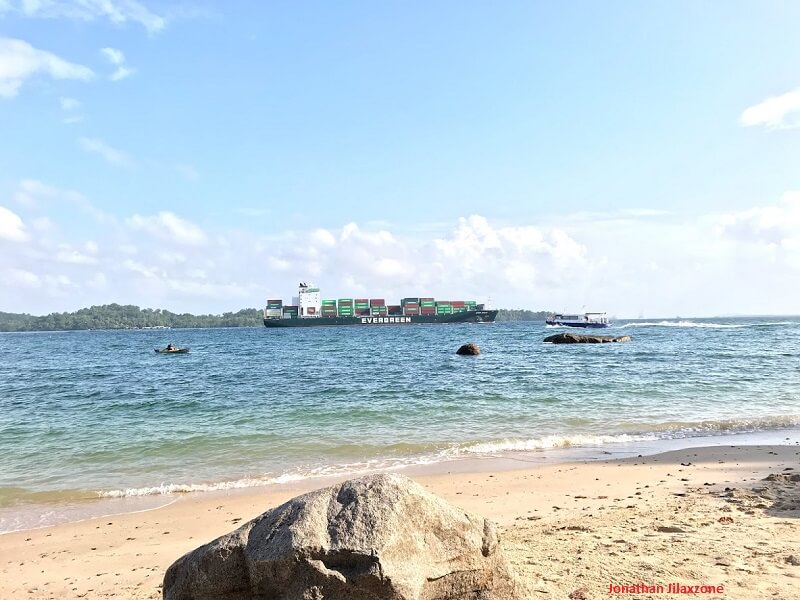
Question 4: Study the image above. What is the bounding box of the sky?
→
[1,1,800,318]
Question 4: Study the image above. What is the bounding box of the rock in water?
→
[544,333,631,344]
[456,343,481,355]
[163,473,521,600]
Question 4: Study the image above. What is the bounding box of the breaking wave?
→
[95,415,800,499]
[620,320,796,329]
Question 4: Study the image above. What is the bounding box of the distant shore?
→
[0,305,549,331]
[2,440,798,599]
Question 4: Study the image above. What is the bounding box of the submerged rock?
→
[544,333,631,344]
[163,473,521,600]
[456,342,481,355]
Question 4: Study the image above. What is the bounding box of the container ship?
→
[263,283,498,328]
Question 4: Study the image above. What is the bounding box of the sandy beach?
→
[1,444,798,600]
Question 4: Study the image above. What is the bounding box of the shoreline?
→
[1,442,799,598]
[2,426,799,536]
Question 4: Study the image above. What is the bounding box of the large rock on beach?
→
[544,332,631,344]
[163,473,521,600]
[456,342,481,355]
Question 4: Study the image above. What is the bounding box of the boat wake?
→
[620,320,797,329]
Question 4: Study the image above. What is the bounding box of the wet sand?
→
[1,444,798,599]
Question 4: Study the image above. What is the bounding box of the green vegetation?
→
[0,304,552,331]
[0,304,262,332]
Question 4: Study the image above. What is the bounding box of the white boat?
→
[545,312,609,328]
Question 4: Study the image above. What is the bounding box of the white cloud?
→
[101,46,134,81]
[55,243,98,264]
[59,96,84,124]
[122,258,161,279]
[78,137,132,166]
[3,0,167,34]
[87,272,108,289]
[740,88,800,130]
[4,199,800,318]
[311,228,336,247]
[158,250,187,264]
[166,279,251,299]
[13,178,109,222]
[109,65,132,81]
[717,192,800,246]
[127,211,207,246]
[0,37,93,98]
[5,267,41,288]
[255,215,594,303]
[31,216,55,232]
[60,96,80,110]
[101,47,124,65]
[0,205,29,241]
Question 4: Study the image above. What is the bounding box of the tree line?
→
[0,305,551,332]
[0,305,263,332]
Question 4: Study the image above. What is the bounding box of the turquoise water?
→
[1,318,799,531]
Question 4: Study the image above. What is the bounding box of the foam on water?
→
[90,414,800,500]
[619,320,798,329]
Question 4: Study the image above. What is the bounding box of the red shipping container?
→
[369,299,386,306]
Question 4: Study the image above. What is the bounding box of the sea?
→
[1,317,799,533]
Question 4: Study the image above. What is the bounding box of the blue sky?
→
[1,1,800,317]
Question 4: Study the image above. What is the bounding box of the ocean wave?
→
[453,415,800,455]
[96,457,442,499]
[636,415,800,437]
[620,320,797,329]
[448,433,658,454]
[97,475,308,498]
[93,415,800,499]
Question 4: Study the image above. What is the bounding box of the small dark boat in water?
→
[154,347,189,354]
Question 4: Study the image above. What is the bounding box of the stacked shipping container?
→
[321,299,337,317]
[370,299,386,316]
[401,297,419,316]
[354,299,369,316]
[420,298,436,316]
[337,299,354,317]
[267,295,480,319]
[265,299,283,318]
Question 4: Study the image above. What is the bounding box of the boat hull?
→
[264,310,498,328]
[545,321,608,328]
